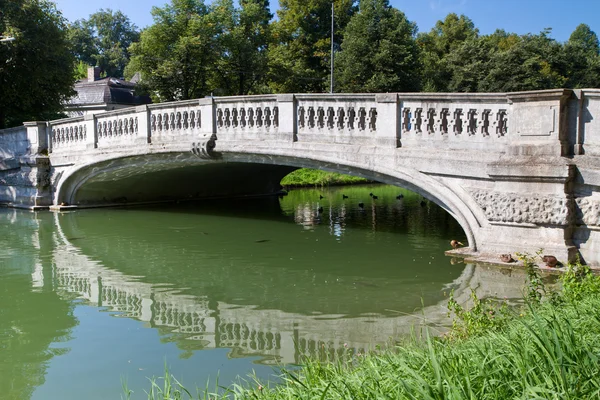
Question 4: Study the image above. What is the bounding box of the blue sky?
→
[53,0,600,43]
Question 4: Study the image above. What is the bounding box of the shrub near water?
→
[135,259,600,399]
[280,169,369,187]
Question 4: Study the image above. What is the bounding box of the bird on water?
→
[450,240,464,249]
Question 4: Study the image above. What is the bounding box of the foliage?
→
[561,261,600,302]
[417,13,479,92]
[280,168,369,187]
[335,0,420,93]
[0,0,75,128]
[446,289,511,339]
[126,0,219,102]
[267,0,356,93]
[210,0,272,95]
[478,29,567,92]
[563,24,600,88]
[67,9,140,78]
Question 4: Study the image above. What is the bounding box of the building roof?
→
[68,77,151,107]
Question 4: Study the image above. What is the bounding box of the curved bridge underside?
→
[55,150,481,250]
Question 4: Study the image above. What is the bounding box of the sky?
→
[52,0,600,43]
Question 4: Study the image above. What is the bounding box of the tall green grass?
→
[133,261,600,399]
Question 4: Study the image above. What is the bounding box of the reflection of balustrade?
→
[51,237,527,365]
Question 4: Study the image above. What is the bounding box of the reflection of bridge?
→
[2,90,600,264]
[49,222,525,364]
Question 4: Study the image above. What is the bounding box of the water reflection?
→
[0,185,533,399]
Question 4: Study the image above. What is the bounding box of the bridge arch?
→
[54,150,482,250]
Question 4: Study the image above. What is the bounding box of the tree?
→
[479,30,567,92]
[267,0,356,93]
[335,0,420,93]
[125,0,220,102]
[0,0,75,128]
[68,9,139,78]
[210,0,272,95]
[564,24,600,88]
[417,13,478,92]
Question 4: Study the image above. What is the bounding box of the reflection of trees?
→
[0,274,76,400]
[284,186,464,239]
[0,210,77,400]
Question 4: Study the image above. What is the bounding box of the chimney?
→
[87,66,101,82]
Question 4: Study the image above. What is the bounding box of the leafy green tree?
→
[417,13,478,92]
[268,0,356,93]
[68,9,139,78]
[479,30,567,92]
[0,0,75,128]
[126,0,219,101]
[210,0,272,95]
[564,24,600,88]
[335,0,420,92]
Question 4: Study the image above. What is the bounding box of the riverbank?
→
[280,168,369,187]
[135,259,600,399]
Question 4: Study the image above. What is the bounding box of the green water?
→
[0,184,525,399]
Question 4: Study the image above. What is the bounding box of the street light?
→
[0,36,16,43]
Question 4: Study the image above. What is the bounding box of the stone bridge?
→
[2,89,600,265]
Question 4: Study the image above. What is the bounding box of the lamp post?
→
[330,2,335,94]
[0,36,16,43]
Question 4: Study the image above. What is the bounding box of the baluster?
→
[272,106,278,127]
[402,108,411,133]
[368,108,377,131]
[345,107,355,130]
[357,107,366,131]
[307,107,315,129]
[424,108,437,134]
[478,109,491,136]
[297,106,305,129]
[232,108,238,128]
[264,107,271,128]
[182,111,189,129]
[335,107,345,130]
[247,108,254,127]
[255,108,263,127]
[239,108,246,128]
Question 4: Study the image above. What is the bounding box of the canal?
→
[0,184,527,399]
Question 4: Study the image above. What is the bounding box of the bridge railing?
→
[24,88,599,157]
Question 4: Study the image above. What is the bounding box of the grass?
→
[280,168,369,187]
[131,260,600,399]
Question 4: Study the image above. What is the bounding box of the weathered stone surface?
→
[576,197,600,226]
[469,189,571,225]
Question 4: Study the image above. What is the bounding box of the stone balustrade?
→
[37,89,595,156]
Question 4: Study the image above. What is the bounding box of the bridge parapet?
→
[39,89,582,157]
